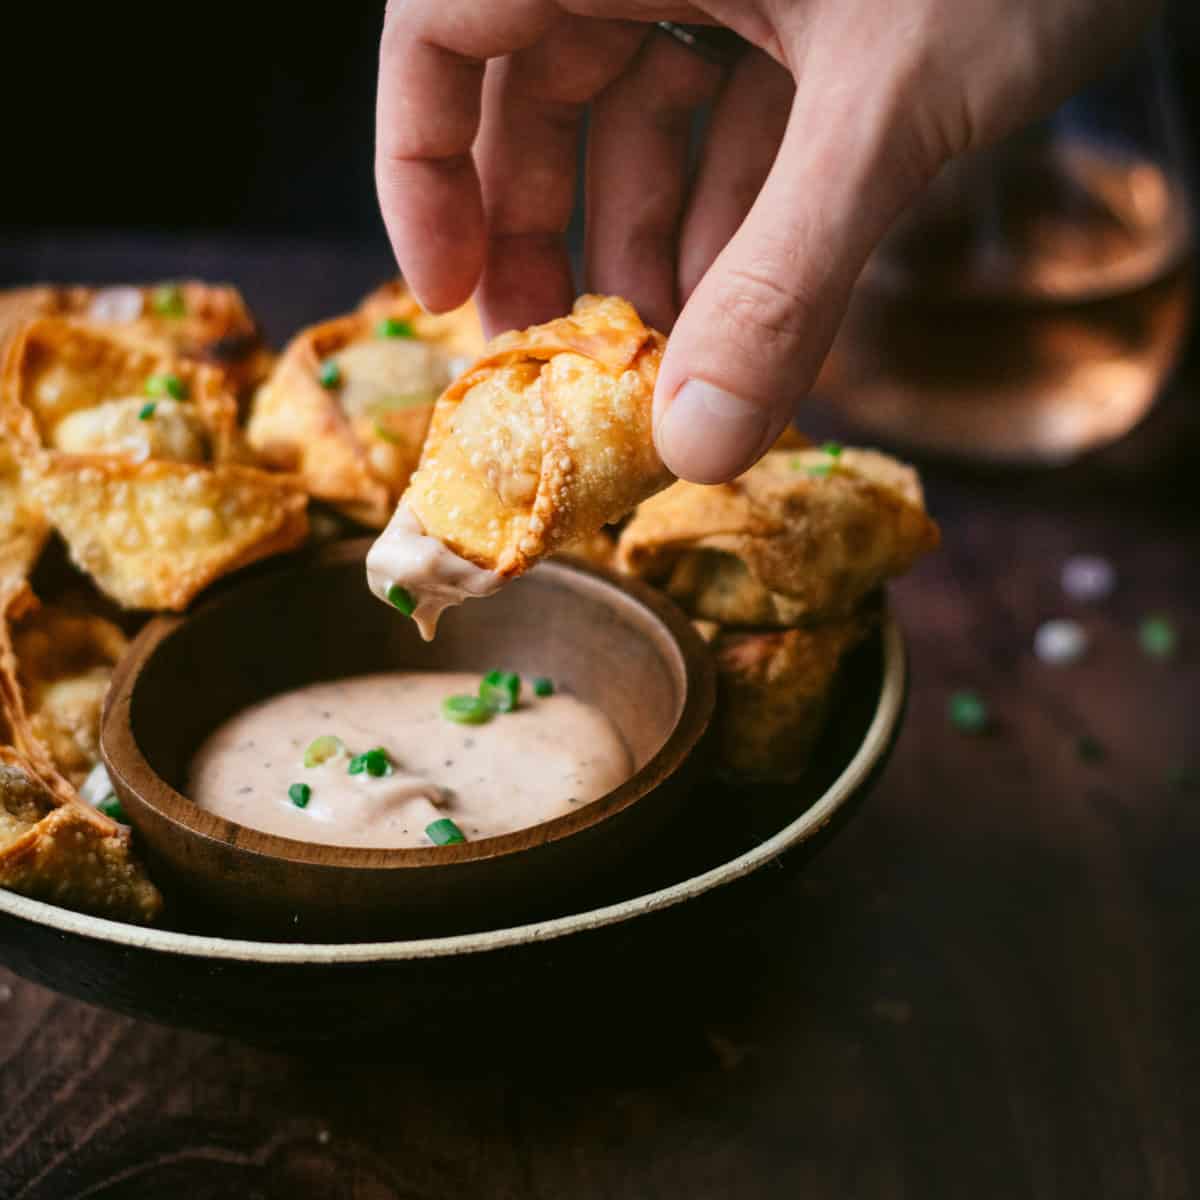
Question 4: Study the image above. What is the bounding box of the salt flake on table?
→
[1034,619,1088,665]
[1061,555,1115,602]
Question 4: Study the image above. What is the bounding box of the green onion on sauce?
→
[480,669,520,713]
[288,782,311,808]
[137,402,157,421]
[303,735,344,767]
[387,584,416,616]
[532,676,554,697]
[348,748,393,777]
[442,695,492,725]
[426,817,466,845]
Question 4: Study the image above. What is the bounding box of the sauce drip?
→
[366,502,501,640]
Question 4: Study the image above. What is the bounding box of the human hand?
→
[376,0,1149,482]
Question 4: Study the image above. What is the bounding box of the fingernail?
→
[655,379,770,484]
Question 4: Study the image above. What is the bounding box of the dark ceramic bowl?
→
[99,541,715,940]
[0,608,906,1048]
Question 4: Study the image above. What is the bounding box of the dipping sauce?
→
[188,671,631,848]
[366,501,501,641]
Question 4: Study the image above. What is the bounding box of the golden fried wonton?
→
[4,280,273,399]
[403,294,672,578]
[0,287,59,359]
[0,435,48,583]
[703,610,876,780]
[3,316,243,463]
[0,747,161,923]
[8,601,127,787]
[555,528,617,570]
[617,447,938,626]
[2,317,309,610]
[247,280,484,527]
[27,459,308,610]
[0,581,161,923]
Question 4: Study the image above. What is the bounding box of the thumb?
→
[653,79,935,483]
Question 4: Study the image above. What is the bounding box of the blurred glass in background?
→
[814,27,1194,464]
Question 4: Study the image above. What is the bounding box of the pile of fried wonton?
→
[617,439,940,779]
[0,278,483,923]
[0,278,937,928]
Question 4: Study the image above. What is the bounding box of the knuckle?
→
[718,260,814,353]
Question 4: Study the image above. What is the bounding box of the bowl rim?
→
[100,544,716,869]
[0,613,905,965]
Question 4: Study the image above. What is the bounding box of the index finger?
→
[374,0,559,313]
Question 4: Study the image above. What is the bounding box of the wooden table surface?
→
[1,238,1198,1200]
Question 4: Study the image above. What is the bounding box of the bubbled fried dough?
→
[618,447,939,626]
[707,612,876,780]
[0,749,161,923]
[404,295,672,577]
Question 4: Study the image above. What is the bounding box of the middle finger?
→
[474,15,647,335]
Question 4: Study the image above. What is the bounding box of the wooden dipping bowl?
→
[100,540,715,940]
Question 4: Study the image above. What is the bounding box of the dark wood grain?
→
[1,234,1198,1199]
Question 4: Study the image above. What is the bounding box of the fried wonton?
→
[0,435,48,583]
[7,601,127,787]
[247,280,484,527]
[701,610,876,780]
[2,317,309,610]
[3,316,244,462]
[555,528,617,570]
[403,294,671,578]
[0,581,161,923]
[0,747,161,923]
[618,447,939,626]
[5,281,273,399]
[27,459,308,610]
[0,287,60,359]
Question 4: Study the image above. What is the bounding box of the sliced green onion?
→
[288,782,311,808]
[442,694,492,725]
[387,584,416,616]
[348,748,393,777]
[948,690,989,734]
[480,669,520,713]
[303,735,344,767]
[96,795,129,824]
[151,284,186,317]
[799,441,844,477]
[372,417,402,444]
[426,817,466,845]
[318,359,342,389]
[1139,614,1177,660]
[376,317,416,339]
[532,676,554,697]
[137,401,157,421]
[145,373,188,401]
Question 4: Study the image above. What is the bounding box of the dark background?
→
[1,2,1197,250]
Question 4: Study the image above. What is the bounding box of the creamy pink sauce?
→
[188,671,631,848]
[366,502,501,640]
